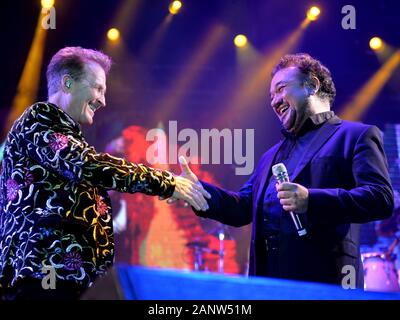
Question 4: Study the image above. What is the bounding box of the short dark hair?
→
[46,47,112,96]
[272,53,336,105]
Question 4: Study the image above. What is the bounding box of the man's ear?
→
[307,76,320,96]
[62,75,72,92]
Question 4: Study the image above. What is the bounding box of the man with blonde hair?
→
[0,47,210,300]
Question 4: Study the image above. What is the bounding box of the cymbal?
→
[198,218,235,240]
[185,241,219,254]
[186,241,208,248]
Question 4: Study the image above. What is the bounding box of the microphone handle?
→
[279,177,307,237]
[289,211,307,236]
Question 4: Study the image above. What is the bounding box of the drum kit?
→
[186,240,220,272]
[186,220,232,273]
[362,236,400,292]
[362,209,400,292]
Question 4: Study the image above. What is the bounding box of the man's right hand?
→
[172,175,210,211]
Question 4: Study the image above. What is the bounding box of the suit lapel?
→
[255,142,283,206]
[291,116,342,182]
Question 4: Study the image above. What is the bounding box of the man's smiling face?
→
[270,66,311,133]
[67,61,107,125]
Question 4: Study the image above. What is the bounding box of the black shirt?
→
[262,111,335,236]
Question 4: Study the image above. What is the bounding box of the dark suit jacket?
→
[196,116,394,287]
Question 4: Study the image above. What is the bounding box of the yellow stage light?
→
[234,34,248,48]
[307,6,320,21]
[41,0,54,9]
[169,1,182,15]
[107,28,120,41]
[370,37,383,51]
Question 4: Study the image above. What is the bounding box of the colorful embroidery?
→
[6,179,19,201]
[48,132,69,152]
[24,168,34,186]
[0,102,175,291]
[96,195,109,217]
[64,252,83,271]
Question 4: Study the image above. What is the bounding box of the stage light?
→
[41,0,54,9]
[169,1,182,15]
[307,6,320,21]
[234,34,248,48]
[107,28,120,41]
[370,37,383,51]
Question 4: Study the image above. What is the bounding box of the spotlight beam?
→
[139,14,173,63]
[213,19,309,127]
[102,0,143,51]
[340,50,400,121]
[155,24,228,121]
[2,10,48,139]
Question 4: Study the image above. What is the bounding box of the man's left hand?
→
[276,182,309,213]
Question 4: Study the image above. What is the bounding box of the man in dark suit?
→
[178,53,394,288]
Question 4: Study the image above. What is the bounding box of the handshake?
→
[169,156,211,211]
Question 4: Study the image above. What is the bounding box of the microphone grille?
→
[272,163,287,177]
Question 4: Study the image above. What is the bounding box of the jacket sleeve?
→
[307,125,394,225]
[193,174,255,227]
[20,104,175,199]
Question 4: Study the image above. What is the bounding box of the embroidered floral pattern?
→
[6,179,19,201]
[24,168,34,186]
[63,170,75,180]
[96,195,109,217]
[48,133,69,152]
[36,208,51,217]
[0,102,175,291]
[64,252,83,271]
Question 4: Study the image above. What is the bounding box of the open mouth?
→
[276,103,289,116]
[88,102,100,112]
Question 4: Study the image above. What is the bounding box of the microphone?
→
[272,163,307,237]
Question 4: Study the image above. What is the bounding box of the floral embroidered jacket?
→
[0,102,175,291]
